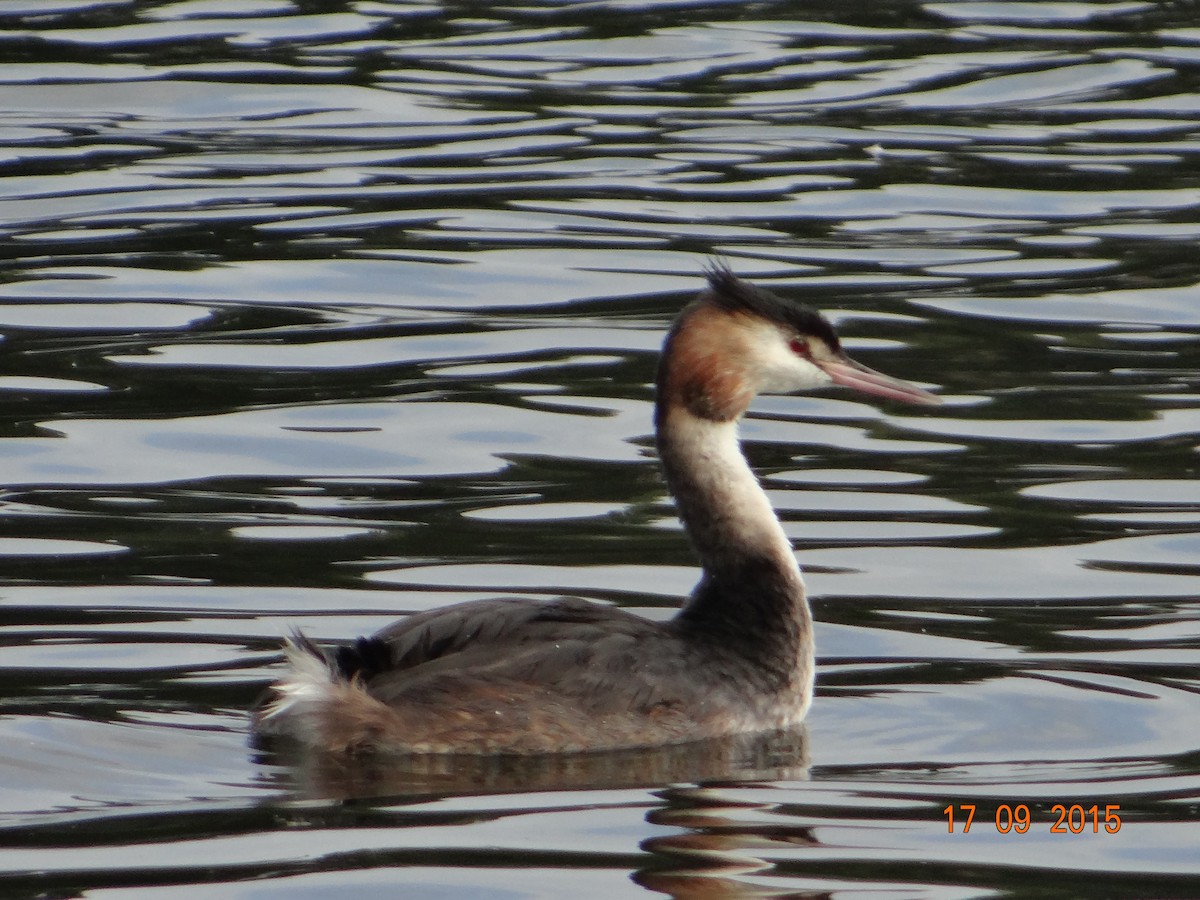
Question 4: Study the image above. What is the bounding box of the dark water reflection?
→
[2,0,1200,897]
[261,729,810,799]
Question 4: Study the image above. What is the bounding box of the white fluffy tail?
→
[258,632,341,744]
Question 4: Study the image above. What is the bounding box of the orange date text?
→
[943,804,1121,834]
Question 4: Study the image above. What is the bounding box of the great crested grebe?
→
[256,266,939,755]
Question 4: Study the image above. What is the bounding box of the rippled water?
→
[2,0,1200,896]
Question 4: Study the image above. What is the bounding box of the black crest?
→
[703,262,841,351]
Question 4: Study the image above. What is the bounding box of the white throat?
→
[658,410,801,581]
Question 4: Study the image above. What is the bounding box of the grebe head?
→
[658,265,940,422]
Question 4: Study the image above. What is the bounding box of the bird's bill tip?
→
[819,356,941,406]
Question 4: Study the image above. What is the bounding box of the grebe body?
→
[256,267,938,755]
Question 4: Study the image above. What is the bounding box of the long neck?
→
[658,409,796,578]
[656,405,812,679]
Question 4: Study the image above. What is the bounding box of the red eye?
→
[789,337,810,358]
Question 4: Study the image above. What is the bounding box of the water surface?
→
[2,0,1199,897]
